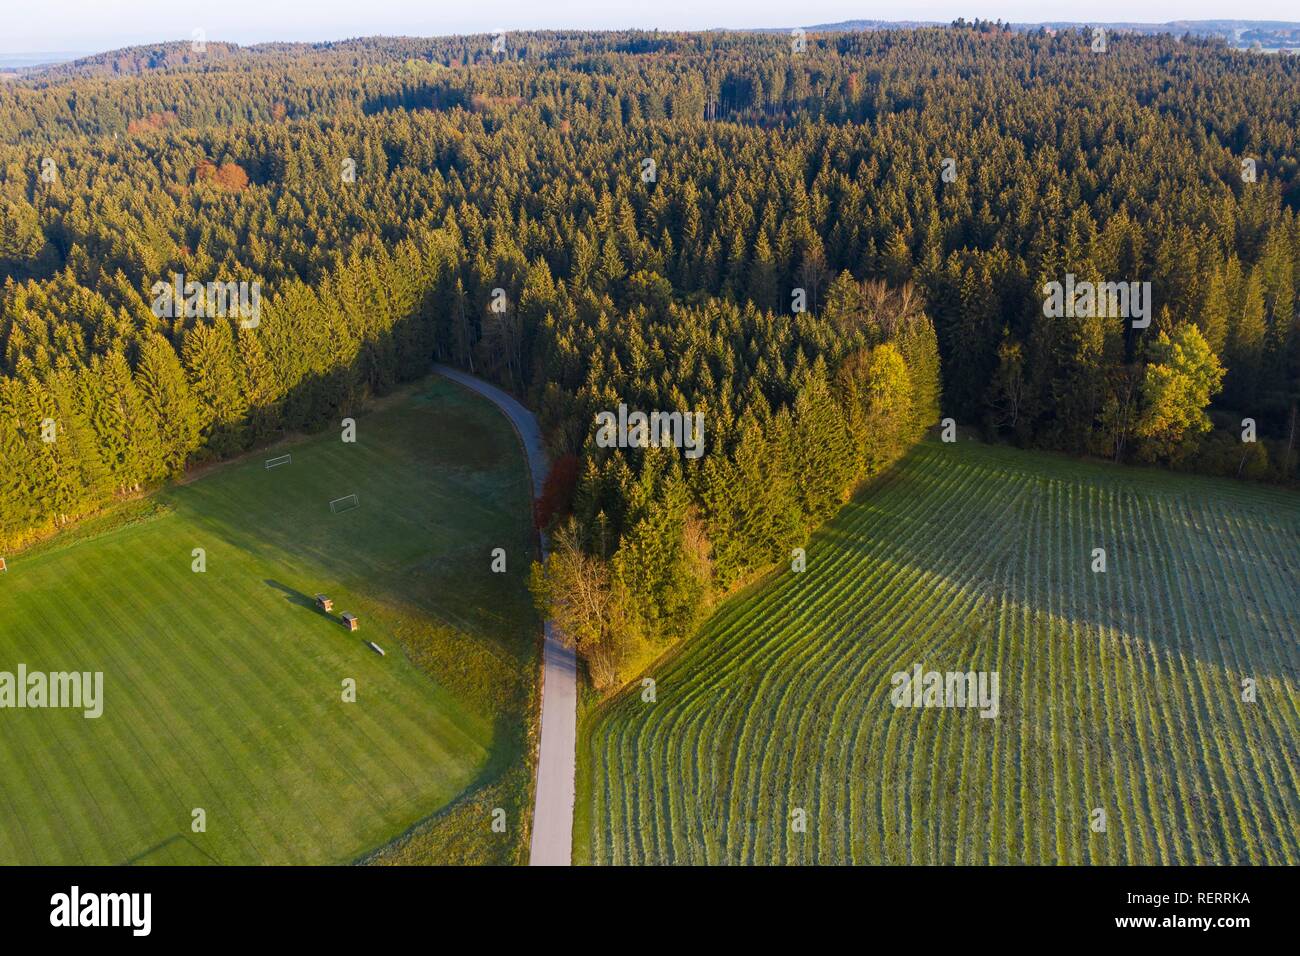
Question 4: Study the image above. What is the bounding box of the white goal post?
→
[265,454,292,469]
[329,494,360,514]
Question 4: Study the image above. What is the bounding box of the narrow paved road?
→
[433,364,575,866]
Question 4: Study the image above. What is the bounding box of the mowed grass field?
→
[579,438,1300,864]
[0,377,539,865]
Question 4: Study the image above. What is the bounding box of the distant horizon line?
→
[3,18,1299,61]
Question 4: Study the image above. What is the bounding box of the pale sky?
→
[3,0,1296,54]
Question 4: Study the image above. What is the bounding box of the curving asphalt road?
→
[433,364,575,866]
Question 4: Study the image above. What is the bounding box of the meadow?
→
[0,377,539,865]
[578,438,1300,864]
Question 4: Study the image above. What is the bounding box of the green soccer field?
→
[0,377,539,865]
[578,438,1300,865]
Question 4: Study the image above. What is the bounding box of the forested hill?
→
[805,20,1300,51]
[1,26,1298,676]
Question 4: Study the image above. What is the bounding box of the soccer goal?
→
[329,494,360,514]
[265,454,292,469]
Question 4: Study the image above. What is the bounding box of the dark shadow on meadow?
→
[264,578,318,611]
[620,439,1300,709]
[158,364,539,657]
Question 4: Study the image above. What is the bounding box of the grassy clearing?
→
[579,438,1300,864]
[0,377,539,865]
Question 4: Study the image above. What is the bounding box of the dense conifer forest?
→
[2,25,1297,680]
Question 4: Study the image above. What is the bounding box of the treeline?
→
[0,233,451,550]
[528,279,940,688]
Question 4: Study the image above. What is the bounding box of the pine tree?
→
[238,326,280,446]
[182,321,248,457]
[1227,268,1267,408]
[747,231,778,312]
[1198,264,1230,358]
[137,333,202,475]
[790,368,854,523]
[91,349,164,492]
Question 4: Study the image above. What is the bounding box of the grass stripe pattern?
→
[0,378,537,865]
[579,439,1300,864]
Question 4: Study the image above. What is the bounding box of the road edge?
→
[432,365,576,866]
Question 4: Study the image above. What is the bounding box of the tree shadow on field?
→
[121,832,223,866]
[806,443,1300,681]
[161,355,535,653]
[264,578,325,614]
